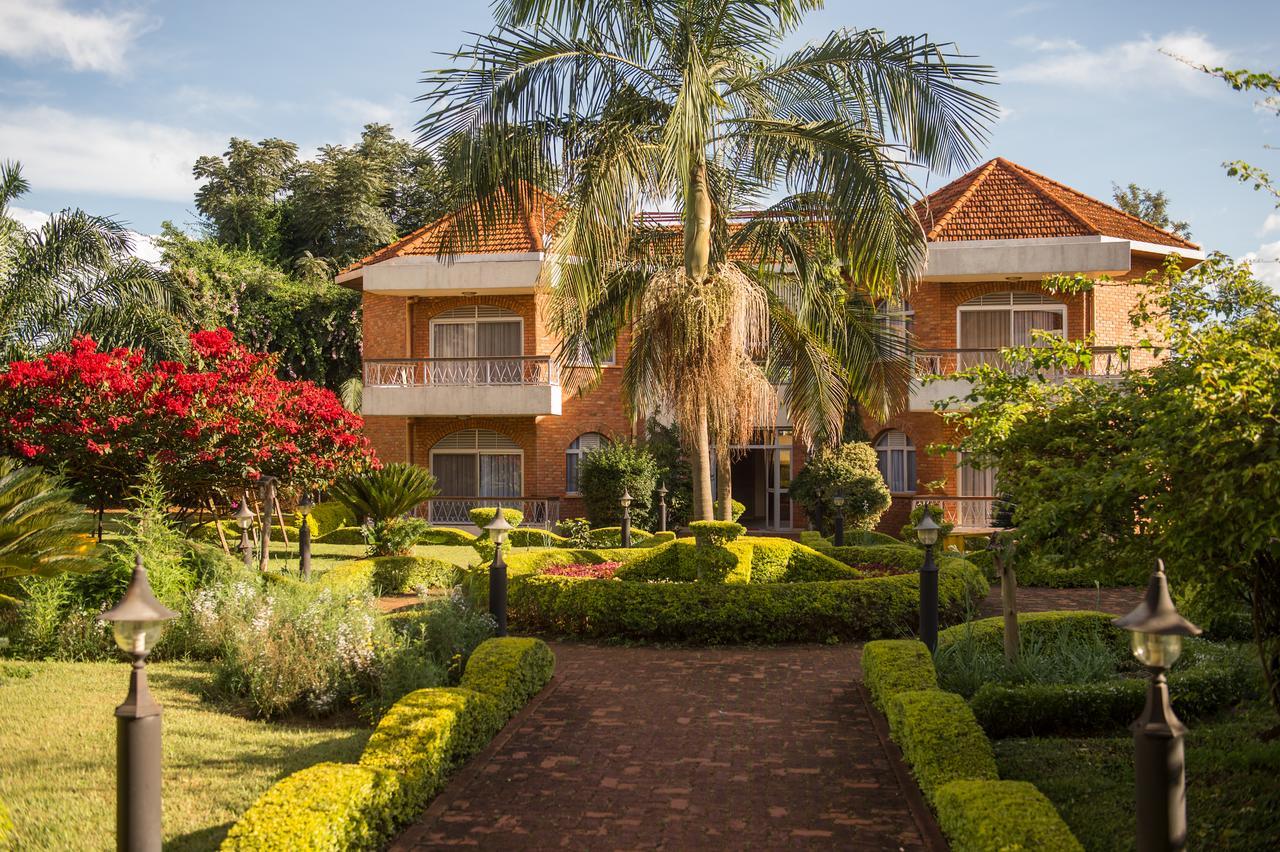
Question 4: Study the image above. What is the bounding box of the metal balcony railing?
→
[364,357,560,388]
[412,497,560,529]
[913,347,1130,379]
[911,496,1000,532]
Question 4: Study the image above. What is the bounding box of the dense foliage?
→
[0,460,98,584]
[789,441,891,532]
[0,330,375,512]
[577,440,660,529]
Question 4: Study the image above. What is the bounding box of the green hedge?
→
[369,557,460,595]
[313,560,375,597]
[885,689,998,802]
[611,537,858,585]
[294,501,356,538]
[508,528,570,547]
[418,527,477,547]
[221,762,402,851]
[822,543,924,572]
[468,507,524,529]
[861,640,937,711]
[583,526,654,548]
[508,559,987,644]
[688,520,744,546]
[933,780,1083,852]
[800,529,900,549]
[937,611,1124,655]
[222,637,554,851]
[315,527,366,545]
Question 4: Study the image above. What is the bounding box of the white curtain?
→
[476,321,522,357]
[959,311,1010,368]
[1013,310,1064,347]
[432,323,475,358]
[432,454,477,496]
[480,454,522,497]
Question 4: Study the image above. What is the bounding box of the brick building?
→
[338,157,1201,533]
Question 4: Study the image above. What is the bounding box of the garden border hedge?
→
[221,637,555,851]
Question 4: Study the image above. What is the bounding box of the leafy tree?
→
[1111,182,1191,238]
[193,137,298,256]
[943,254,1280,725]
[0,161,191,361]
[0,459,99,584]
[1188,61,1280,205]
[645,418,693,527]
[789,441,891,533]
[578,441,660,530]
[420,0,996,520]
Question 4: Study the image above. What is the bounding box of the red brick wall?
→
[362,293,408,359]
[364,415,410,465]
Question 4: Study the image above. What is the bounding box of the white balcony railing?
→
[913,347,1130,379]
[412,497,560,529]
[364,356,560,387]
[911,496,999,532]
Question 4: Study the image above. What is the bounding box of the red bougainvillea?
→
[0,330,377,509]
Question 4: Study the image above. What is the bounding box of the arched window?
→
[875,431,916,494]
[565,432,609,494]
[430,429,522,497]
[430,305,523,359]
[957,291,1066,367]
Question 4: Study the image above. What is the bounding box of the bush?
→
[508,528,571,548]
[369,557,460,595]
[415,526,476,547]
[553,517,593,546]
[329,463,439,523]
[933,780,1083,852]
[688,520,744,546]
[578,441,659,529]
[789,442,891,533]
[823,543,924,572]
[459,636,556,721]
[313,560,376,597]
[362,516,432,558]
[220,761,402,851]
[884,689,997,802]
[862,640,937,711]
[800,529,899,550]
[712,499,745,521]
[315,526,367,545]
[899,503,955,546]
[582,526,654,548]
[468,507,524,529]
[295,500,356,538]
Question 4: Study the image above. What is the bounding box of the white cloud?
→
[1005,31,1229,95]
[0,0,150,74]
[171,86,260,117]
[5,205,163,265]
[1008,2,1053,16]
[1242,239,1280,290]
[7,205,50,230]
[1262,212,1280,235]
[0,106,223,201]
[329,95,418,137]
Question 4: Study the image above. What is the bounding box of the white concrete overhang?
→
[362,383,562,417]
[337,252,545,296]
[920,236,1205,282]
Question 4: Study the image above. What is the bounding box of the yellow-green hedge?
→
[861,640,937,711]
[933,780,1083,852]
[222,637,555,851]
[885,689,998,802]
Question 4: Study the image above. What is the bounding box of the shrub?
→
[578,441,659,529]
[541,562,621,579]
[315,526,367,545]
[0,458,99,583]
[799,529,899,550]
[329,463,439,523]
[933,780,1083,852]
[295,500,356,537]
[582,526,654,548]
[220,762,402,851]
[712,499,746,521]
[899,502,955,546]
[417,526,477,547]
[639,530,676,546]
[822,543,924,573]
[459,637,556,721]
[884,689,997,802]
[553,517,593,546]
[861,640,937,711]
[314,560,376,597]
[468,507,524,529]
[688,520,744,546]
[614,541,747,584]
[362,516,432,557]
[369,557,460,595]
[789,442,891,533]
[508,528,571,548]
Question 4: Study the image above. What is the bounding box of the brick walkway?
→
[393,643,943,851]
[978,584,1141,618]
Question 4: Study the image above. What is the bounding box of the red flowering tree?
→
[0,329,377,514]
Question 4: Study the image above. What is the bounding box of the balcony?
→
[909,346,1130,411]
[361,357,562,417]
[911,496,999,534]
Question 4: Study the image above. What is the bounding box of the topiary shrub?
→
[712,499,746,521]
[459,637,556,721]
[789,441,891,534]
[884,689,997,802]
[418,527,477,547]
[823,544,924,572]
[899,502,955,546]
[508,528,571,548]
[688,520,744,547]
[634,530,676,547]
[315,526,367,545]
[294,501,356,538]
[933,780,1083,852]
[578,441,659,529]
[862,640,938,711]
[468,507,524,529]
[369,557,460,595]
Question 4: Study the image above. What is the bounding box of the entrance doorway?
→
[726,432,793,530]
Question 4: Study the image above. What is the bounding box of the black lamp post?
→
[620,488,633,547]
[812,487,826,537]
[486,513,512,636]
[832,492,847,547]
[99,555,178,852]
[656,481,668,533]
[1114,560,1201,852]
[235,495,254,571]
[915,509,941,652]
[297,493,314,581]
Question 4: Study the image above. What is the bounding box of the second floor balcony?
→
[909,346,1130,411]
[362,356,562,417]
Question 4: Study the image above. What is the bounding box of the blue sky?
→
[1,0,1277,281]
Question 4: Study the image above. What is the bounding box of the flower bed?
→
[540,561,621,579]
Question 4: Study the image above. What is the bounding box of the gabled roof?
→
[913,157,1199,251]
[339,183,563,276]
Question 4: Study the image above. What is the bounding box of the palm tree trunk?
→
[692,403,714,521]
[716,448,733,521]
[686,156,715,521]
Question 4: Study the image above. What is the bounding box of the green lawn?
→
[258,540,482,575]
[994,700,1280,851]
[0,661,370,851]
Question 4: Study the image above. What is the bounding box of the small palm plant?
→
[0,458,99,589]
[329,463,440,557]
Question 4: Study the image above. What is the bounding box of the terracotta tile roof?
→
[913,158,1199,251]
[339,183,563,275]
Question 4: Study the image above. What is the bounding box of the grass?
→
[0,660,370,851]
[995,699,1280,851]
[256,540,482,575]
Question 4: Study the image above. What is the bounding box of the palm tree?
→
[0,458,99,585]
[0,160,191,360]
[419,1,996,519]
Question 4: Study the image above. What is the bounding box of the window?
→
[957,292,1066,368]
[565,432,609,494]
[430,429,522,497]
[875,299,914,341]
[569,337,616,367]
[430,305,523,359]
[875,430,916,494]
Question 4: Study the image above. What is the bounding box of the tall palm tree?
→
[419,0,996,519]
[0,160,191,361]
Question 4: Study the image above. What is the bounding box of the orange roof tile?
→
[913,158,1199,251]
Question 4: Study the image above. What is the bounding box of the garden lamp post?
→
[620,489,633,547]
[487,513,512,637]
[297,493,314,581]
[657,481,668,533]
[99,555,177,852]
[915,510,941,652]
[812,487,826,537]
[832,492,847,547]
[235,496,254,570]
[1114,559,1201,852]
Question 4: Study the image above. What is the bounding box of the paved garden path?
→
[393,643,943,851]
[978,584,1140,618]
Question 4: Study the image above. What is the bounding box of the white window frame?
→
[875,299,915,340]
[955,291,1067,350]
[429,429,524,497]
[428,305,524,359]
[875,430,917,494]
[564,432,610,495]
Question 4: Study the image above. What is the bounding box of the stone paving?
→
[393,643,943,851]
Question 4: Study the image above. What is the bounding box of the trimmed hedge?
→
[823,543,924,572]
[369,556,460,595]
[418,527,477,547]
[800,529,900,549]
[688,520,744,545]
[937,611,1124,655]
[612,537,859,585]
[221,762,402,851]
[885,689,998,802]
[468,507,524,528]
[222,638,554,851]
[314,560,375,597]
[862,640,937,711]
[315,527,366,545]
[508,528,570,547]
[933,780,1083,852]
